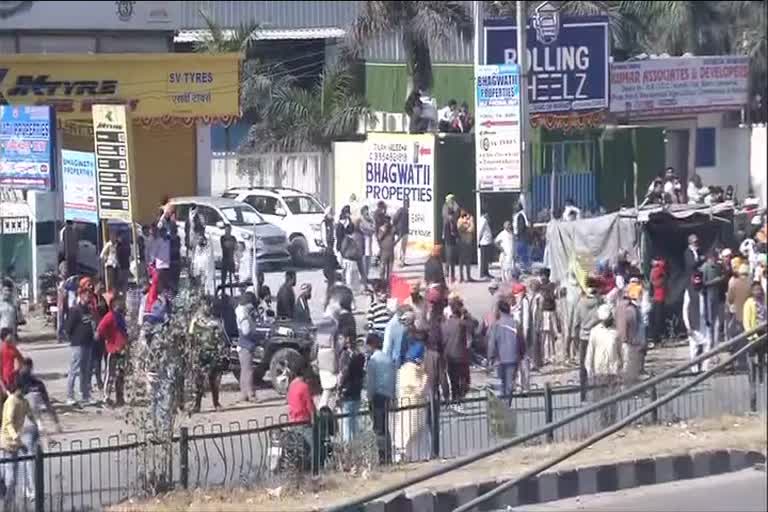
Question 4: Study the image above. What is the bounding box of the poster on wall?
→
[92,104,133,223]
[610,56,749,117]
[475,64,522,191]
[484,2,609,114]
[61,150,98,224]
[364,133,435,258]
[0,105,55,191]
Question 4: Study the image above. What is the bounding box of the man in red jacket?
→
[649,258,667,347]
[96,294,128,407]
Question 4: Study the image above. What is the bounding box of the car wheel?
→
[289,236,309,266]
[269,348,303,396]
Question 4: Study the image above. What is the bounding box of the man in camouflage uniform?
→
[189,298,228,413]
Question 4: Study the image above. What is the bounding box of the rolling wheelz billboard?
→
[484,4,609,114]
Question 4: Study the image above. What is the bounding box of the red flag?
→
[390,273,411,304]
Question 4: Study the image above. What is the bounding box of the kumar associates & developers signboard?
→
[610,56,749,117]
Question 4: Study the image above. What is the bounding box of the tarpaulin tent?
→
[638,203,736,325]
[543,212,639,287]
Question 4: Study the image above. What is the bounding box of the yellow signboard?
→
[92,105,133,222]
[0,53,240,122]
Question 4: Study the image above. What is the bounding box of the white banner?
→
[610,56,749,116]
[475,64,522,191]
[363,133,435,258]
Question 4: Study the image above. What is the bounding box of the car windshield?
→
[221,206,265,226]
[283,195,324,215]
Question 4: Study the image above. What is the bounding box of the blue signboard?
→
[61,150,98,224]
[484,11,609,114]
[0,105,55,191]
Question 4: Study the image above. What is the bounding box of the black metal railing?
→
[2,329,765,511]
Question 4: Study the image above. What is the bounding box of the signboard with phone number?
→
[0,105,55,191]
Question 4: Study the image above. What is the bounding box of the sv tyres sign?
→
[0,53,240,121]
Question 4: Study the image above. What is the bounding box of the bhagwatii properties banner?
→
[475,64,522,192]
[484,12,609,114]
[0,53,240,122]
[61,150,97,224]
[364,133,435,258]
[0,105,55,191]
[610,56,749,117]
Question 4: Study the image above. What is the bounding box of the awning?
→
[621,202,736,223]
[175,27,345,44]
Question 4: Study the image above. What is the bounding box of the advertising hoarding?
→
[610,56,749,117]
[484,8,609,114]
[61,150,98,224]
[0,105,54,191]
[92,104,133,222]
[363,133,435,258]
[475,64,522,191]
[0,53,240,122]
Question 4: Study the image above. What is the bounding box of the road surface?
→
[517,468,768,512]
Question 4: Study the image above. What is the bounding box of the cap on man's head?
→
[446,194,455,201]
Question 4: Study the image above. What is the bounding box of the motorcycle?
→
[39,270,59,329]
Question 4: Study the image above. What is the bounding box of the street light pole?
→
[516,0,530,210]
[473,0,484,268]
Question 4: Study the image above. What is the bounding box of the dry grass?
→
[109,414,767,512]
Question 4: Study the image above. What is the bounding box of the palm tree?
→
[193,10,262,54]
[240,65,374,153]
[344,1,473,95]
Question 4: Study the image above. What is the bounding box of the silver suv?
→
[169,196,291,267]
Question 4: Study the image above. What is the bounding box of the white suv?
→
[169,196,291,268]
[222,188,326,265]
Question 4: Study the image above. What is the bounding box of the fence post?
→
[649,384,659,424]
[579,367,588,402]
[544,383,554,443]
[430,397,441,459]
[311,414,321,476]
[34,444,44,512]
[749,360,758,412]
[179,427,189,490]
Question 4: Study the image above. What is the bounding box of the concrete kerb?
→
[363,450,767,511]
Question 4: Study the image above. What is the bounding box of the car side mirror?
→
[216,220,226,229]
[275,207,287,217]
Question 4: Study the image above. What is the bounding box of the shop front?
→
[0,52,240,298]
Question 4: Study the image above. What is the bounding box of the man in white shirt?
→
[477,211,494,280]
[585,304,623,426]
[561,198,581,221]
[512,203,530,271]
[683,272,711,373]
[437,100,458,132]
[495,221,515,283]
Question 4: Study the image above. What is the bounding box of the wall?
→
[364,63,474,113]
[0,1,179,30]
[210,152,330,202]
[637,113,751,199]
[750,125,767,206]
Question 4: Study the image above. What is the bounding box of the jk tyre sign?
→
[0,105,54,191]
[475,64,522,192]
[484,3,609,114]
[91,104,133,222]
[0,53,240,121]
